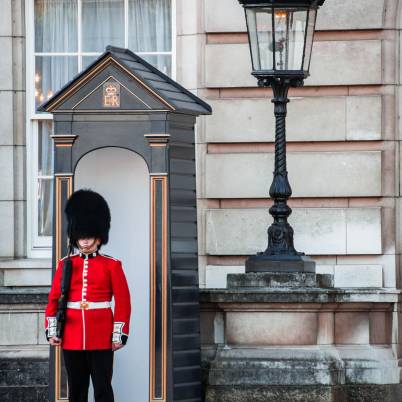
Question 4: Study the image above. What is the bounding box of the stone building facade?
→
[1,0,402,401]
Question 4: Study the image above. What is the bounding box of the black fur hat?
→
[65,189,111,248]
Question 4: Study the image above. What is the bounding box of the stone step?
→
[0,259,51,287]
[0,386,48,402]
[227,272,334,288]
[0,350,49,402]
[0,357,48,387]
[206,346,400,387]
[205,384,402,402]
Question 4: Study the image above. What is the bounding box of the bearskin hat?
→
[65,189,111,248]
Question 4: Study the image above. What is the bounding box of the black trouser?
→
[63,349,114,402]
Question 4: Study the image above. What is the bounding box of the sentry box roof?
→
[39,46,212,116]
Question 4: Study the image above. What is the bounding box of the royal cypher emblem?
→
[103,81,120,108]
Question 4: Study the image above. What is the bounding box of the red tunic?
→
[45,252,131,350]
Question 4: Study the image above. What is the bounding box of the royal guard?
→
[45,189,131,402]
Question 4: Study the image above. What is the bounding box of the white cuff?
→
[47,317,57,338]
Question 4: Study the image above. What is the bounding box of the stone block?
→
[226,312,318,345]
[206,265,245,288]
[177,0,202,35]
[334,265,383,288]
[38,313,48,345]
[346,209,382,254]
[176,34,201,90]
[0,0,12,36]
[0,259,51,269]
[369,312,392,345]
[12,0,24,37]
[205,44,254,88]
[198,254,207,288]
[227,272,323,288]
[0,313,38,345]
[200,311,215,344]
[317,313,334,345]
[291,209,347,255]
[14,146,24,201]
[205,152,382,198]
[0,202,14,257]
[4,269,52,287]
[309,41,382,87]
[204,0,385,33]
[0,146,14,200]
[12,37,25,92]
[206,208,382,256]
[316,265,335,276]
[0,92,13,145]
[205,96,347,143]
[316,0,385,30]
[13,91,26,146]
[0,37,12,90]
[206,95,382,143]
[206,208,338,256]
[346,96,382,141]
[335,313,370,344]
[205,0,245,33]
[336,254,396,289]
[205,41,382,88]
[14,201,25,259]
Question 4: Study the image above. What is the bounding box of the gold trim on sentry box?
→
[45,56,175,112]
[54,175,73,402]
[149,176,168,402]
[51,135,78,147]
[145,134,170,147]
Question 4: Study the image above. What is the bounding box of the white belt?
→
[67,301,111,310]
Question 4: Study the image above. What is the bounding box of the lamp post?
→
[238,0,326,273]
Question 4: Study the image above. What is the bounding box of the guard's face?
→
[77,237,101,252]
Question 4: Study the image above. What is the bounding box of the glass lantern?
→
[239,1,325,78]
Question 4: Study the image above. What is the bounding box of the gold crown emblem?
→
[105,84,117,95]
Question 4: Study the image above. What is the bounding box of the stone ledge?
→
[200,288,401,304]
[0,259,51,269]
[0,346,49,359]
[0,287,49,304]
[205,384,402,402]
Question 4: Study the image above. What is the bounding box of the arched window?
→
[26,0,174,257]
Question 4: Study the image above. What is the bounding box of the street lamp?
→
[238,0,326,273]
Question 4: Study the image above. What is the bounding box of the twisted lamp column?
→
[245,76,315,273]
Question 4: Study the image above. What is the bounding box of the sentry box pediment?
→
[39,45,211,116]
[41,47,211,402]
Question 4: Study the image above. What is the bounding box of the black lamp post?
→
[238,0,326,273]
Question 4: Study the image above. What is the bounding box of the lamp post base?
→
[245,254,316,273]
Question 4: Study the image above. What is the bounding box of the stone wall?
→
[174,0,402,291]
[0,0,25,260]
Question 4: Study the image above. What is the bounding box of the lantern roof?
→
[38,46,212,116]
[238,0,325,6]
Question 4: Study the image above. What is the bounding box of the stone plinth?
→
[200,288,401,402]
[227,272,334,288]
[245,254,316,273]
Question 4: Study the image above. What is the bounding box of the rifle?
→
[56,245,73,339]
